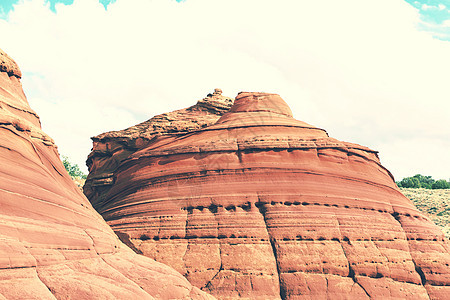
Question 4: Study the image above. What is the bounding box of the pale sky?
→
[1,0,449,181]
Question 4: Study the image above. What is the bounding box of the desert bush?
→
[432,179,450,189]
[62,155,87,179]
[397,174,449,189]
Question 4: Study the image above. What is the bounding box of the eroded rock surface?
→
[0,48,213,299]
[88,91,450,299]
[84,88,233,209]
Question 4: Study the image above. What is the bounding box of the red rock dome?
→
[90,91,450,299]
[0,48,212,299]
[84,88,234,208]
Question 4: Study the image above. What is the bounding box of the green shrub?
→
[432,179,450,189]
[62,155,87,179]
[397,177,420,188]
[397,174,449,189]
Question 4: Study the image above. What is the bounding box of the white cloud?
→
[1,0,449,180]
[417,18,450,41]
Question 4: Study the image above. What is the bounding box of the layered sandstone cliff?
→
[0,48,212,299]
[88,92,450,299]
[84,88,233,208]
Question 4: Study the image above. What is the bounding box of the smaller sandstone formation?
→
[84,89,233,209]
[0,48,213,299]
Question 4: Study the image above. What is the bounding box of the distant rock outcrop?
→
[88,92,450,299]
[0,48,212,299]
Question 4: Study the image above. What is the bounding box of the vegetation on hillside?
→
[61,155,86,190]
[62,155,87,180]
[401,188,449,238]
[396,174,450,189]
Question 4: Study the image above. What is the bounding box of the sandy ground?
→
[401,188,450,239]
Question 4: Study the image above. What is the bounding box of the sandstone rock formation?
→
[88,91,450,299]
[0,48,213,299]
[84,88,233,209]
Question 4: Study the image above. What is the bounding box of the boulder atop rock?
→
[0,48,21,78]
[88,91,450,299]
[92,88,233,142]
[0,48,212,299]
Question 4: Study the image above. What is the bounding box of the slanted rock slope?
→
[0,48,212,299]
[88,91,450,299]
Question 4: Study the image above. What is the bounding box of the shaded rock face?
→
[84,88,233,209]
[89,91,450,299]
[0,48,213,299]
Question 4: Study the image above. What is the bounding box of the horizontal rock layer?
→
[0,48,212,299]
[90,92,450,299]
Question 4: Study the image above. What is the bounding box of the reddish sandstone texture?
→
[84,88,233,209]
[88,92,450,299]
[0,48,213,299]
